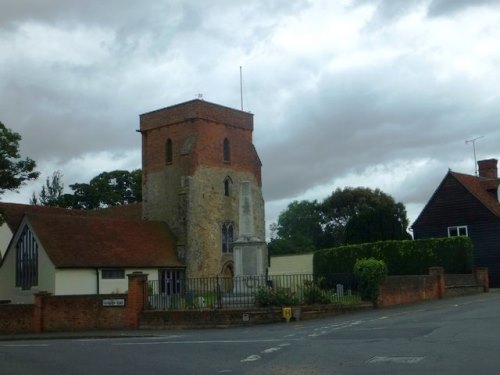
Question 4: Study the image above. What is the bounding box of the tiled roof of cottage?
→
[451,171,500,217]
[26,213,181,268]
[0,202,142,232]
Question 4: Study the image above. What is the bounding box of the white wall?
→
[55,268,159,295]
[268,253,314,275]
[0,222,12,260]
[0,238,57,304]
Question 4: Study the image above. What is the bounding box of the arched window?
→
[222,223,234,253]
[166,138,173,164]
[224,176,233,197]
[223,138,230,162]
[16,226,38,290]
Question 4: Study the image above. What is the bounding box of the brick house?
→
[412,159,500,287]
[0,99,266,302]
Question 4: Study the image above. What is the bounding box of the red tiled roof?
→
[0,203,86,232]
[0,202,142,232]
[451,171,500,217]
[26,213,182,268]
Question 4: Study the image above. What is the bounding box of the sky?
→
[1,0,500,235]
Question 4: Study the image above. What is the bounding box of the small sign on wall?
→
[102,298,125,307]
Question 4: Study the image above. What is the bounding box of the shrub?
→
[302,279,331,304]
[254,287,299,307]
[353,258,388,302]
[314,237,473,277]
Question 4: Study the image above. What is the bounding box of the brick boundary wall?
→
[0,304,34,333]
[0,270,489,333]
[34,293,128,332]
[378,267,489,307]
[139,303,373,329]
[0,273,147,334]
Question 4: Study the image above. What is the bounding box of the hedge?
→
[313,237,473,277]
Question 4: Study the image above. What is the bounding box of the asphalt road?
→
[1,291,499,374]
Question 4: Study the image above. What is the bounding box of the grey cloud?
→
[260,61,500,201]
[351,0,500,21]
[427,0,500,16]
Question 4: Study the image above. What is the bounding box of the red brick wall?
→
[379,275,440,307]
[0,304,34,333]
[141,101,261,186]
[39,295,128,332]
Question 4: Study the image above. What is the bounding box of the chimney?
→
[477,159,498,179]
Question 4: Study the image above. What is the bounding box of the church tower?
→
[139,99,265,279]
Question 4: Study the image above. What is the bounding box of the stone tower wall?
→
[140,100,265,278]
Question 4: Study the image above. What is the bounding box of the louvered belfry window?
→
[16,226,38,290]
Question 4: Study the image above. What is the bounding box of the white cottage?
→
[0,203,183,303]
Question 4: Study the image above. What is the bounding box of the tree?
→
[0,121,39,196]
[31,171,65,206]
[268,200,327,255]
[321,187,410,246]
[30,169,142,209]
[68,169,142,209]
[268,187,411,255]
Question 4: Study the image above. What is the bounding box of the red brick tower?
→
[139,99,265,278]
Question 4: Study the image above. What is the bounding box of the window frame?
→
[447,225,468,237]
[15,226,38,290]
[165,138,173,164]
[101,269,126,279]
[222,222,234,253]
[224,176,233,197]
[223,138,230,162]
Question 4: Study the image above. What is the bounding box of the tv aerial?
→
[465,136,484,175]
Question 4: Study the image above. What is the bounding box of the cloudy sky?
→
[1,0,500,233]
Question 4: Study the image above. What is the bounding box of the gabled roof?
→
[0,202,142,232]
[412,170,500,227]
[24,213,182,268]
[450,171,500,217]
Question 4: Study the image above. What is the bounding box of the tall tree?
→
[321,187,410,246]
[269,187,411,255]
[30,171,65,206]
[268,200,326,255]
[30,169,142,209]
[0,121,39,196]
[68,169,142,209]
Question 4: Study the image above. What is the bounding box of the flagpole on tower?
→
[240,66,243,111]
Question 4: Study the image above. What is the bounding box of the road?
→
[1,291,499,374]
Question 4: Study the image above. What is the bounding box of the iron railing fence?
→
[147,273,359,311]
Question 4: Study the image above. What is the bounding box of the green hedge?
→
[313,237,473,276]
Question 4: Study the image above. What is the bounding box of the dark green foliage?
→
[30,171,64,206]
[0,121,39,196]
[254,287,299,307]
[314,237,473,277]
[322,187,411,246]
[268,187,411,255]
[31,169,142,209]
[268,200,326,255]
[353,258,388,302]
[302,279,331,304]
[68,169,142,209]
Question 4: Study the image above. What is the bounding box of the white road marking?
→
[241,355,261,362]
[113,338,293,346]
[369,356,424,364]
[1,344,49,347]
[262,347,281,354]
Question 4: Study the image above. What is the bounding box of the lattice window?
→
[222,223,234,253]
[16,226,38,290]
